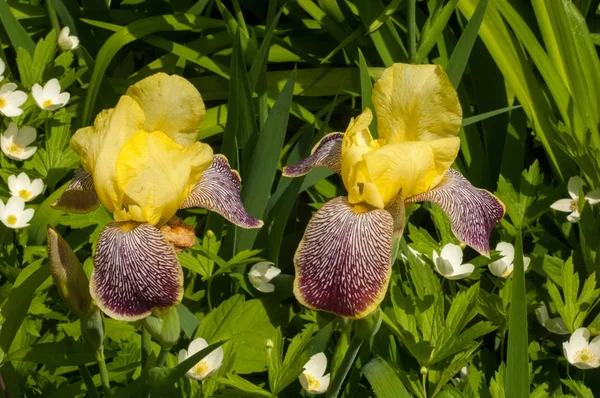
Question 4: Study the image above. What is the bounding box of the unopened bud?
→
[47,226,91,317]
[143,306,181,348]
[420,366,428,376]
[207,230,215,239]
[81,306,104,351]
[265,339,274,349]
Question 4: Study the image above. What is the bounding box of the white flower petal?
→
[188,337,209,356]
[440,243,463,267]
[585,190,600,205]
[6,90,27,108]
[447,263,474,280]
[264,266,281,281]
[57,91,70,106]
[205,345,224,370]
[434,257,455,278]
[304,352,327,378]
[567,211,581,223]
[523,256,531,272]
[5,196,25,214]
[568,176,584,200]
[250,261,273,277]
[0,82,17,96]
[0,58,5,76]
[495,242,515,265]
[299,373,310,392]
[488,260,508,278]
[0,106,23,117]
[29,179,44,198]
[312,374,330,394]
[256,282,275,293]
[178,349,188,364]
[43,78,61,99]
[545,318,570,335]
[31,84,44,107]
[569,328,590,353]
[19,208,34,225]
[550,198,573,212]
[15,126,36,147]
[7,175,18,195]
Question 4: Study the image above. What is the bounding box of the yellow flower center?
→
[43,99,53,108]
[306,374,320,391]
[0,97,6,108]
[570,199,579,213]
[6,215,17,225]
[191,360,209,378]
[19,189,31,201]
[8,143,23,155]
[501,267,513,278]
[574,348,596,364]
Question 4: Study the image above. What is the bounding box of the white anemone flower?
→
[551,176,600,223]
[1,123,37,161]
[0,83,27,117]
[299,353,330,395]
[432,243,474,280]
[8,173,44,202]
[58,26,79,51]
[563,328,600,369]
[535,301,569,335]
[178,338,224,380]
[32,78,70,111]
[248,261,281,293]
[0,58,5,83]
[0,196,34,229]
[488,242,530,278]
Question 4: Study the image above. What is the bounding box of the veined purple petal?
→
[282,133,343,177]
[52,169,99,213]
[180,154,262,229]
[406,169,505,256]
[90,222,183,321]
[294,197,394,318]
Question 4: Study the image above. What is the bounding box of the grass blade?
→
[0,0,35,55]
[505,230,529,397]
[462,105,522,127]
[446,0,488,88]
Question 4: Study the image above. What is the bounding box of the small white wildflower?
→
[551,176,600,223]
[432,243,474,280]
[299,353,330,395]
[248,261,281,293]
[58,26,79,51]
[1,122,37,161]
[177,338,224,380]
[488,242,530,278]
[0,83,27,117]
[0,196,34,229]
[32,78,70,111]
[563,328,600,369]
[8,173,44,202]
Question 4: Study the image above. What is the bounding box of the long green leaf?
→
[6,342,96,365]
[505,230,529,397]
[446,0,488,88]
[362,357,411,398]
[0,0,35,55]
[81,13,225,125]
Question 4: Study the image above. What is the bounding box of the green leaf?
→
[218,373,272,397]
[362,357,411,398]
[235,69,296,252]
[5,342,95,365]
[0,260,49,354]
[176,304,200,339]
[195,295,278,374]
[505,230,529,397]
[358,48,377,138]
[446,0,488,88]
[0,0,36,56]
[462,105,523,127]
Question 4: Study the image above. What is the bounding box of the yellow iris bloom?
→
[70,73,213,226]
[342,63,462,209]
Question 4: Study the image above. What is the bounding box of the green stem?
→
[407,0,417,60]
[421,371,428,398]
[141,324,152,368]
[325,335,363,398]
[156,348,170,368]
[78,364,100,398]
[95,349,112,397]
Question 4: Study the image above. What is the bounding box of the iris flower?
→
[283,63,504,318]
[53,73,262,321]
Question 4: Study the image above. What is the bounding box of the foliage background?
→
[1,0,600,397]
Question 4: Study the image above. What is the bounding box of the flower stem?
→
[407,0,417,60]
[422,371,428,398]
[0,368,9,398]
[95,348,112,397]
[44,0,61,34]
[141,323,151,368]
[156,347,170,368]
[325,333,363,398]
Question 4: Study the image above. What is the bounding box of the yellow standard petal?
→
[115,130,213,226]
[340,108,385,209]
[126,73,206,146]
[372,63,462,144]
[70,96,145,213]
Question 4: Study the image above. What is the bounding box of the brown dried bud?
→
[160,216,196,252]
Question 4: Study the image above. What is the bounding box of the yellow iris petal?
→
[71,96,145,213]
[372,63,462,144]
[126,73,206,146]
[115,131,213,226]
[115,130,213,226]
